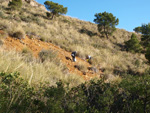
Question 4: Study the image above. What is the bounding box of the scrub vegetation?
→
[0,0,150,112]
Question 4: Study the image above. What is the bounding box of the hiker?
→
[71,51,76,62]
[86,55,92,64]
[86,55,91,62]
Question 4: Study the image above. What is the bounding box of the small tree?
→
[140,23,150,47]
[94,11,119,38]
[44,1,67,19]
[133,26,142,33]
[125,33,142,53]
[145,47,150,63]
[8,0,22,10]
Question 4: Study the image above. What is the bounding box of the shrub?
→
[13,15,21,22]
[0,22,9,30]
[1,71,150,112]
[12,30,25,39]
[39,37,46,42]
[20,15,33,23]
[125,33,142,53]
[8,0,22,10]
[0,11,5,19]
[74,63,87,72]
[145,47,150,63]
[0,72,35,113]
[139,23,150,47]
[134,59,140,67]
[0,31,8,39]
[22,47,32,54]
[38,49,58,62]
[21,48,33,62]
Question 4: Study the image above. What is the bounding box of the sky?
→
[36,0,150,32]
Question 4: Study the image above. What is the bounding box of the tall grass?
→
[0,48,84,87]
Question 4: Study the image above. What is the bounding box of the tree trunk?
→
[104,26,109,39]
[51,14,54,20]
[105,32,109,39]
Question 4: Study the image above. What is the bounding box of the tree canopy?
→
[94,11,119,38]
[44,1,67,19]
[140,23,150,47]
[133,26,142,33]
[133,23,150,63]
[125,33,142,53]
[8,0,22,10]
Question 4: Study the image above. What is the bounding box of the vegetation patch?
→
[74,63,87,72]
[1,71,150,112]
[12,30,25,39]
[38,49,58,63]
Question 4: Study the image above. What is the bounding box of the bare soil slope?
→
[3,35,101,80]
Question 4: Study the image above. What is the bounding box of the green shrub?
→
[125,33,142,53]
[134,59,140,67]
[0,72,35,113]
[1,71,150,112]
[44,81,66,113]
[20,15,33,23]
[8,0,22,10]
[145,47,150,63]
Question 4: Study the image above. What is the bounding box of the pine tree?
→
[140,23,150,47]
[94,11,119,38]
[145,47,150,63]
[133,26,142,33]
[125,33,142,53]
[44,1,67,19]
[8,0,22,10]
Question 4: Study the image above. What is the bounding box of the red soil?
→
[2,34,101,80]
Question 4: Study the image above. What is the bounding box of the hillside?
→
[1,1,150,112]
[3,33,100,80]
[0,0,149,86]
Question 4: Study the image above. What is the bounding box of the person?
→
[71,51,76,62]
[86,55,91,62]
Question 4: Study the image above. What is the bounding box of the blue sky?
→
[36,0,150,32]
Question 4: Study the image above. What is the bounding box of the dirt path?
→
[3,35,101,80]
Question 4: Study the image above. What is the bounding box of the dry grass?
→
[0,48,84,87]
[0,0,149,84]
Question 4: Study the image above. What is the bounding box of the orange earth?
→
[1,31,101,80]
